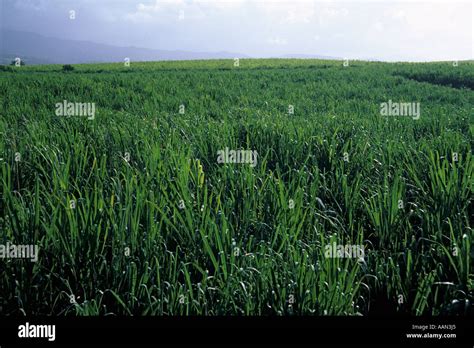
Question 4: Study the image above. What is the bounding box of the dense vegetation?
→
[0,59,472,315]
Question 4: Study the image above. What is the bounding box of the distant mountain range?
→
[0,29,340,65]
[0,29,249,65]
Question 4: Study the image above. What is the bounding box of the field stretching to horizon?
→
[0,58,473,316]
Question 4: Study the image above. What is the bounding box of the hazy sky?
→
[1,0,472,61]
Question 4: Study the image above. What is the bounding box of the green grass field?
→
[0,59,473,316]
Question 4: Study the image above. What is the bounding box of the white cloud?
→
[256,0,316,24]
[124,0,248,22]
[125,0,202,22]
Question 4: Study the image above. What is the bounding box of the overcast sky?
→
[1,0,472,61]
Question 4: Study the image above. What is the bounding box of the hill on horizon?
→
[0,29,344,65]
[0,29,250,65]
